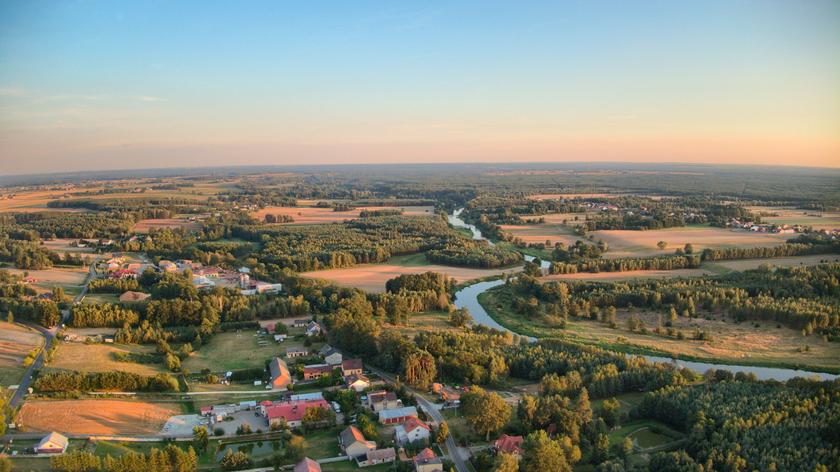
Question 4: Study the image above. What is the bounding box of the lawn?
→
[478,285,840,373]
[607,419,684,451]
[302,427,343,459]
[183,330,319,373]
[48,342,165,376]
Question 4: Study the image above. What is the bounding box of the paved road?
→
[365,364,471,472]
[9,263,96,409]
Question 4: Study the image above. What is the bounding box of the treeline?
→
[636,376,840,471]
[702,241,839,261]
[0,298,61,327]
[426,241,522,268]
[34,370,180,392]
[4,211,135,239]
[70,304,140,328]
[88,277,141,293]
[507,339,693,398]
[549,254,702,274]
[51,445,197,472]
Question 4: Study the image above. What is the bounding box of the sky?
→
[0,0,838,175]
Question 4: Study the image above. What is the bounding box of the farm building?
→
[293,318,311,327]
[286,347,310,358]
[356,447,396,468]
[378,406,418,425]
[35,432,69,454]
[269,357,292,390]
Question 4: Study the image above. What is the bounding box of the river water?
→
[448,209,838,381]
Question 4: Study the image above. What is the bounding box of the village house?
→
[305,320,322,337]
[366,390,401,412]
[413,448,443,472]
[303,364,334,380]
[35,432,69,454]
[264,398,332,428]
[286,347,310,359]
[319,345,343,365]
[338,425,377,458]
[294,457,321,472]
[118,291,151,303]
[378,406,418,425]
[341,358,363,378]
[492,434,524,456]
[269,357,292,390]
[395,417,431,446]
[346,374,370,392]
[356,448,396,468]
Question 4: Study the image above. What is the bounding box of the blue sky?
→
[1,0,838,174]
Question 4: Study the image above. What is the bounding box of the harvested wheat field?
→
[0,322,43,385]
[43,238,96,254]
[590,226,791,258]
[543,268,712,282]
[6,267,88,292]
[252,205,434,224]
[711,254,840,271]
[133,218,202,233]
[17,400,179,435]
[746,206,840,231]
[302,258,520,292]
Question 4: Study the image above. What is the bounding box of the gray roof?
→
[378,406,418,421]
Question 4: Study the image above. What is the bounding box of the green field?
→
[183,330,321,373]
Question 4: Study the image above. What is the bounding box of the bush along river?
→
[448,209,838,381]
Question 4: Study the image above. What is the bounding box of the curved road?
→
[9,263,96,409]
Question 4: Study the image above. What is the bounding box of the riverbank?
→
[476,286,840,376]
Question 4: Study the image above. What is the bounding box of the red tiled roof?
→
[493,434,524,455]
[294,457,321,472]
[403,416,430,433]
[265,399,330,422]
[413,447,437,464]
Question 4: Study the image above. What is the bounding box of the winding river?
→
[449,209,838,381]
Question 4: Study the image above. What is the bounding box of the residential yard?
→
[607,419,684,451]
[441,408,487,446]
[479,287,840,373]
[183,330,319,373]
[16,399,180,434]
[0,321,43,386]
[47,342,165,376]
[385,311,458,337]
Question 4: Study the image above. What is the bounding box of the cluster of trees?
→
[51,445,197,472]
[549,254,702,274]
[359,209,403,217]
[0,297,61,327]
[385,271,455,295]
[2,211,135,239]
[70,303,140,327]
[264,213,295,223]
[701,242,838,261]
[636,376,840,471]
[88,277,141,293]
[0,234,58,269]
[34,370,180,392]
[233,215,520,273]
[508,263,840,333]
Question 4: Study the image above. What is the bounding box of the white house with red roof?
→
[395,416,431,446]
